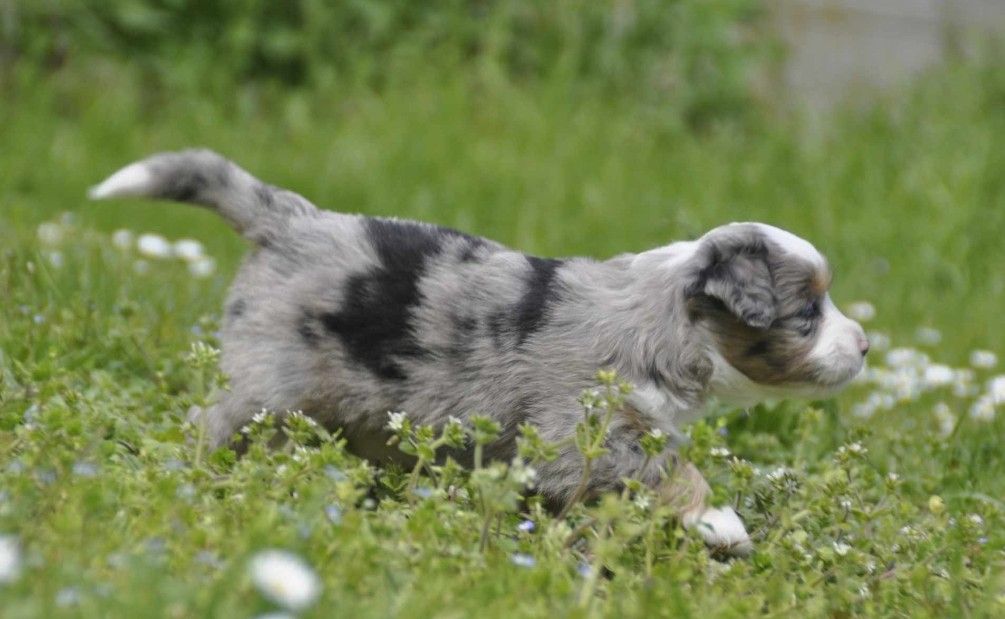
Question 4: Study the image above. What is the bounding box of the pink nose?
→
[857,334,870,356]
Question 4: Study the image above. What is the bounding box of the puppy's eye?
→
[799,300,821,319]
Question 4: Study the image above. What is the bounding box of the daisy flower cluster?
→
[114,229,216,278]
[35,214,216,279]
[845,301,1001,431]
[35,213,75,269]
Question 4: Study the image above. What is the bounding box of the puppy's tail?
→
[88,149,318,241]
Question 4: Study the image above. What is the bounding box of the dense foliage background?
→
[1,1,1004,617]
[2,0,768,125]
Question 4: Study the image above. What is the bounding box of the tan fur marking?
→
[618,401,653,434]
[657,459,711,520]
[810,263,832,295]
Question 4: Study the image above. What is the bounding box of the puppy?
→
[90,150,868,555]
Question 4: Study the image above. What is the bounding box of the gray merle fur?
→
[89,149,868,558]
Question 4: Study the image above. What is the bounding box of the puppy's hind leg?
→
[659,459,753,557]
[187,392,262,452]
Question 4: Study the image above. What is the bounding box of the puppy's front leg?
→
[658,459,752,557]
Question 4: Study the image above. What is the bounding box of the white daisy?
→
[846,301,876,322]
[509,459,537,487]
[112,229,135,250]
[386,411,407,432]
[173,238,205,262]
[915,327,942,346]
[866,331,891,352]
[970,350,997,370]
[0,535,21,583]
[922,364,954,388]
[248,550,321,611]
[969,396,995,422]
[137,234,173,259]
[36,222,63,245]
[933,402,956,438]
[845,441,866,455]
[987,376,1005,405]
[885,348,926,369]
[188,257,216,278]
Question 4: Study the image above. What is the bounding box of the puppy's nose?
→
[857,334,870,356]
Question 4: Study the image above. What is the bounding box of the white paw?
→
[686,506,753,557]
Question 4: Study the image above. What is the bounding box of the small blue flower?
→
[145,537,166,554]
[73,462,99,478]
[323,465,347,482]
[517,519,535,533]
[413,486,433,499]
[55,587,81,607]
[23,405,39,423]
[176,483,196,500]
[510,553,536,568]
[577,563,593,578]
[325,505,343,524]
[164,458,186,472]
[196,550,222,568]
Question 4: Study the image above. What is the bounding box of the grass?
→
[1,52,1005,617]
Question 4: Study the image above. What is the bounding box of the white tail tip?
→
[88,163,154,200]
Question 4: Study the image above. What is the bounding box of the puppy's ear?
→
[687,227,777,329]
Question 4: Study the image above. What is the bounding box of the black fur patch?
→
[487,311,508,349]
[745,340,770,357]
[254,183,274,208]
[448,314,478,360]
[481,257,563,350]
[227,298,246,319]
[161,170,208,203]
[647,362,665,387]
[458,241,485,263]
[297,311,321,349]
[513,256,563,344]
[454,315,477,334]
[321,218,478,381]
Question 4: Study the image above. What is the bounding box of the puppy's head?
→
[684,223,867,403]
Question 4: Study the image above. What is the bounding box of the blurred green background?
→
[2,0,1004,358]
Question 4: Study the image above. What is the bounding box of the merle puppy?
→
[90,150,869,555]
